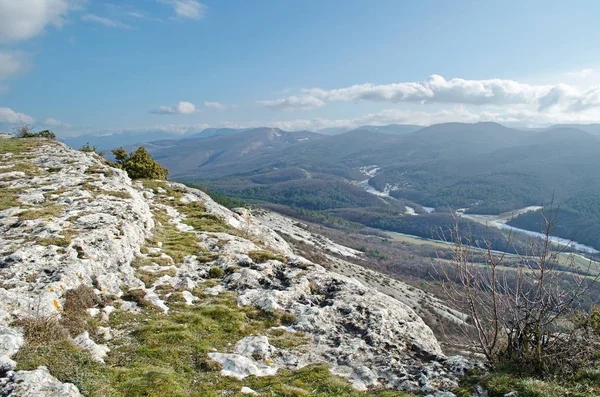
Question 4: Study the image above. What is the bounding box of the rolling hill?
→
[98,121,600,251]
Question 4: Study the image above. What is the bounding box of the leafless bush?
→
[13,119,33,138]
[440,204,600,374]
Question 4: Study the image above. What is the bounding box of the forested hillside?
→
[91,122,600,251]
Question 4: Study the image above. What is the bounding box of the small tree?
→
[111,146,169,180]
[79,143,103,156]
[440,204,600,375]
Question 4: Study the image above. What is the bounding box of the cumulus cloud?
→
[257,95,325,111]
[204,101,229,111]
[0,0,79,42]
[158,0,206,20]
[0,107,35,125]
[81,14,132,29]
[150,101,197,115]
[44,117,72,128]
[262,74,600,114]
[222,102,600,132]
[0,51,30,80]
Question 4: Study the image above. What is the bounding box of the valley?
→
[82,121,600,259]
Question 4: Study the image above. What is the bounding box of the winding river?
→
[358,179,599,255]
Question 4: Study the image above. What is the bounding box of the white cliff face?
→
[0,139,464,395]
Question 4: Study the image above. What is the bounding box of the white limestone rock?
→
[1,366,82,397]
[0,327,23,359]
[235,336,276,360]
[208,353,278,379]
[73,331,110,363]
[181,290,198,305]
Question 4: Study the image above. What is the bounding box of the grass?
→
[18,204,65,220]
[84,165,114,178]
[15,291,415,396]
[267,327,308,350]
[208,266,225,278]
[454,368,600,397]
[0,162,42,178]
[148,207,204,263]
[0,188,20,211]
[142,180,232,234]
[131,255,174,269]
[81,182,132,199]
[137,268,178,288]
[0,137,39,155]
[249,250,287,264]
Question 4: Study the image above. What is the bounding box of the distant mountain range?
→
[61,124,424,150]
[61,121,600,250]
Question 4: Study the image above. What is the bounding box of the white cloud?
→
[0,51,30,80]
[289,75,548,107]
[44,117,72,128]
[221,103,600,132]
[257,95,325,111]
[81,14,132,29]
[204,101,229,111]
[263,74,600,115]
[158,0,206,20]
[126,11,162,22]
[150,101,197,115]
[0,0,79,42]
[0,108,35,125]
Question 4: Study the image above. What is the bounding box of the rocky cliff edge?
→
[0,138,468,396]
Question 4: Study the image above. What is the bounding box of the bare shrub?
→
[440,204,600,375]
[61,285,99,336]
[15,315,69,344]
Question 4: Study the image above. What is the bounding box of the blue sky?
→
[2,0,600,137]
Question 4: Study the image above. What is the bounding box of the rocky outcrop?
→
[0,139,467,395]
[1,367,81,397]
[0,140,154,323]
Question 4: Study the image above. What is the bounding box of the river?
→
[358,179,599,255]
